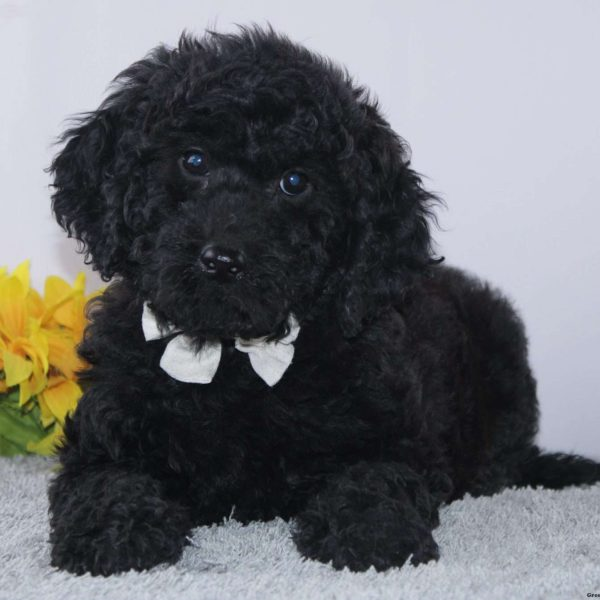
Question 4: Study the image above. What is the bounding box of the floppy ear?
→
[49,43,178,280]
[337,103,439,337]
[50,106,133,280]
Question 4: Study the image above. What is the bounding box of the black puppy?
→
[48,27,600,576]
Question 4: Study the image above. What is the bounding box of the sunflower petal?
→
[27,288,45,320]
[26,425,63,456]
[42,273,87,329]
[18,377,33,406]
[43,275,71,307]
[40,378,82,426]
[0,276,27,339]
[13,260,31,294]
[72,272,86,293]
[3,349,33,386]
[45,330,83,379]
[27,325,50,374]
[37,392,57,428]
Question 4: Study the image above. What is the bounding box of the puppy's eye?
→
[181,150,209,176]
[279,170,309,196]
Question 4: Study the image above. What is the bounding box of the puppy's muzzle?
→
[200,244,246,281]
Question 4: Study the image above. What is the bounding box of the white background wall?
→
[1,0,598,458]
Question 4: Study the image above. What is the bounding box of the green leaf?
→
[0,434,25,456]
[0,388,50,456]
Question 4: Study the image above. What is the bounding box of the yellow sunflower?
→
[0,261,99,456]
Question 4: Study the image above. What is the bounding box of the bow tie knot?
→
[142,303,299,387]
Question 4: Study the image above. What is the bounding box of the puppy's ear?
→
[50,105,133,280]
[337,103,438,337]
[49,43,177,280]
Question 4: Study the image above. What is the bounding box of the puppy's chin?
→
[147,273,296,341]
[189,320,284,342]
[153,301,292,342]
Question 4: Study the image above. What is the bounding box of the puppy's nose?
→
[200,244,246,280]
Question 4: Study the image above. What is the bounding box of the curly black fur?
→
[47,26,600,576]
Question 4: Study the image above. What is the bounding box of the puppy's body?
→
[48,28,600,575]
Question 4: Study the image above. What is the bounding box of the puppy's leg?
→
[292,462,447,571]
[48,464,191,576]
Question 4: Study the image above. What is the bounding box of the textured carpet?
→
[1,456,599,600]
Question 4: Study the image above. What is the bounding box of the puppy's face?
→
[135,78,349,339]
[51,29,435,339]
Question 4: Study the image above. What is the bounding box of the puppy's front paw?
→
[293,502,439,571]
[49,468,191,576]
[291,463,440,571]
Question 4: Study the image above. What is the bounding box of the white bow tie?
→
[142,303,300,387]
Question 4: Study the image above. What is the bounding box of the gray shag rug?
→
[1,456,600,600]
